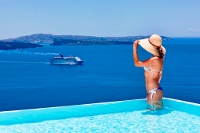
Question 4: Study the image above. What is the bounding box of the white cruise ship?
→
[50,54,84,65]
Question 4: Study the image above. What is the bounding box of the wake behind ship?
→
[50,54,84,65]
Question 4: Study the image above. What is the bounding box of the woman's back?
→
[144,57,163,92]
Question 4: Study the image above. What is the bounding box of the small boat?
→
[50,54,84,65]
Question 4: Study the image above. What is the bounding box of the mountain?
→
[1,34,171,46]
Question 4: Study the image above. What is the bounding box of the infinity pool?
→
[0,98,200,132]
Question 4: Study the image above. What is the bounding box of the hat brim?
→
[139,39,166,56]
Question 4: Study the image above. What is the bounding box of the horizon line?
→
[1,33,200,40]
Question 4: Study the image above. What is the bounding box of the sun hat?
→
[139,34,166,56]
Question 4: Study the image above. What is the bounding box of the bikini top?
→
[143,55,163,73]
[144,66,162,73]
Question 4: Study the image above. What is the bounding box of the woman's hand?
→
[133,40,139,48]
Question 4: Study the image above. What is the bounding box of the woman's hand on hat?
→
[134,40,139,48]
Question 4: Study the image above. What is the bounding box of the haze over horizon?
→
[1,0,200,40]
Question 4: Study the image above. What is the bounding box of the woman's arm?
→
[133,40,140,66]
[133,40,152,67]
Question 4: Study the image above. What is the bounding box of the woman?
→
[133,34,166,110]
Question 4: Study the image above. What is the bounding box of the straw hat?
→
[139,34,166,56]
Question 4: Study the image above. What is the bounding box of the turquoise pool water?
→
[0,98,200,132]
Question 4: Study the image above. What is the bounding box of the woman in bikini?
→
[133,34,166,110]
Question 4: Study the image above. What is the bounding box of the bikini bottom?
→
[148,87,163,99]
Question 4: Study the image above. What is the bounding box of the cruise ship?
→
[50,54,84,65]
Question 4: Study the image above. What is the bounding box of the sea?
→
[0,37,200,112]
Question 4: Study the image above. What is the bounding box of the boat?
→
[50,54,84,65]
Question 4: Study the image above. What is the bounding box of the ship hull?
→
[50,56,84,65]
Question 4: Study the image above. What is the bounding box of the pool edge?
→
[0,97,199,125]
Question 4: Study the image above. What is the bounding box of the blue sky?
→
[0,0,200,39]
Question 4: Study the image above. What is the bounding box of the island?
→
[0,41,43,50]
[1,34,171,47]
[50,35,170,46]
[51,38,133,45]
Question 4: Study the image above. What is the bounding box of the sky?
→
[0,0,200,39]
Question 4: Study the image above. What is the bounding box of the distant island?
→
[0,34,170,49]
[0,41,42,50]
[51,38,133,45]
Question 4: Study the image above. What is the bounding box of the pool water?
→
[0,98,200,132]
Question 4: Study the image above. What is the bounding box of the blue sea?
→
[0,37,200,111]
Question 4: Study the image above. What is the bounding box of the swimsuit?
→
[144,66,163,99]
[144,57,163,99]
[148,87,163,99]
[143,55,163,74]
[144,66,162,73]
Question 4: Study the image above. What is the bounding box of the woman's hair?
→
[156,47,164,59]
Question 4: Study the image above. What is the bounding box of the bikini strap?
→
[148,88,157,99]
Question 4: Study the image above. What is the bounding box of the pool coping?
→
[0,97,199,125]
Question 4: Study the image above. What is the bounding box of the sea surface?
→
[0,37,200,111]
